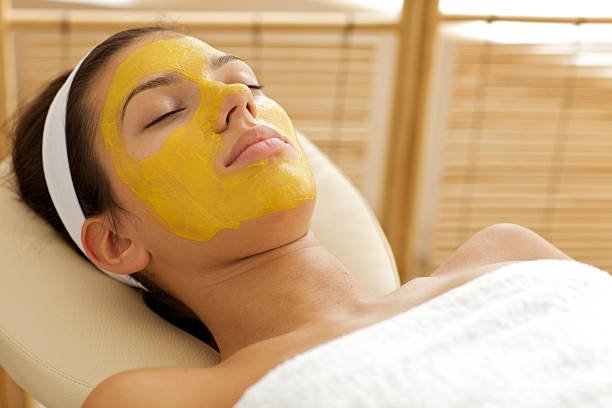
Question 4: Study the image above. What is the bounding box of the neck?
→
[174,232,379,360]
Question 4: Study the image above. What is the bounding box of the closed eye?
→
[144,107,185,129]
[247,84,264,92]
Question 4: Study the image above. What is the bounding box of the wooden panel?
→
[422,28,612,275]
[0,367,29,408]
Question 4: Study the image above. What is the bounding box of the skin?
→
[81,32,572,407]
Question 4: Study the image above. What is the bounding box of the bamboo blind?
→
[422,25,612,274]
[11,25,395,210]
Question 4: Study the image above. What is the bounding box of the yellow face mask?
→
[100,36,316,241]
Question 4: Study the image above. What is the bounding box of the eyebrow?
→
[210,53,243,69]
[122,73,181,118]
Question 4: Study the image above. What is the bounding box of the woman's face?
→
[95,34,316,248]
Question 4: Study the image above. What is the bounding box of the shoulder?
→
[82,366,239,408]
[430,223,571,277]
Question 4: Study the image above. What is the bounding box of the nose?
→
[215,87,257,133]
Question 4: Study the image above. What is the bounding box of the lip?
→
[224,125,290,168]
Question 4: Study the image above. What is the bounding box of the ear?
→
[81,215,150,275]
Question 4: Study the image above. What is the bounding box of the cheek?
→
[121,121,226,241]
[256,98,296,141]
[132,103,225,200]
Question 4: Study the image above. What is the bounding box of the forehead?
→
[89,34,219,112]
[110,35,219,88]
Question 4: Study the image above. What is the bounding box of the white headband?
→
[41,57,147,291]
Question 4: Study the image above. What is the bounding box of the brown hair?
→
[10,26,217,351]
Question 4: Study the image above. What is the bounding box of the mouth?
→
[224,125,290,168]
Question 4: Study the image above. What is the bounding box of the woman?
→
[10,26,611,407]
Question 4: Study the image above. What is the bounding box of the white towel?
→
[234,260,612,407]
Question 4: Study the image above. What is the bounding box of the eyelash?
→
[144,107,185,129]
[143,84,263,129]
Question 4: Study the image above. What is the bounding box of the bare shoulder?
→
[392,224,573,305]
[430,223,571,277]
[82,365,241,408]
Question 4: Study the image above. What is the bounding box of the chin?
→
[214,198,315,259]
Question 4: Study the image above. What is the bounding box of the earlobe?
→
[81,216,150,275]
